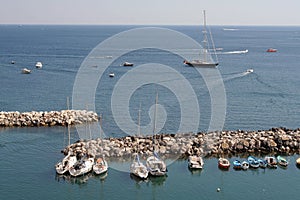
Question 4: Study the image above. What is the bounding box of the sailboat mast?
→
[152,93,158,150]
[137,103,141,137]
[202,10,208,63]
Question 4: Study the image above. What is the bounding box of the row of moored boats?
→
[56,154,300,179]
[219,155,291,170]
[188,155,300,171]
[55,151,167,179]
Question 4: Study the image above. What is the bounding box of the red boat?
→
[266,48,277,52]
[218,158,230,169]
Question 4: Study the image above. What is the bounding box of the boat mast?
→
[202,10,208,63]
[152,93,158,151]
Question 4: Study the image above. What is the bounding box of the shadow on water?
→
[55,171,108,185]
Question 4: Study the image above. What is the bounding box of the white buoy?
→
[217,188,221,192]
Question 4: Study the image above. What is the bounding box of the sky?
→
[0,0,299,26]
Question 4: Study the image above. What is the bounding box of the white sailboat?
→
[130,105,148,179]
[55,98,77,174]
[184,10,219,68]
[69,156,94,177]
[146,93,167,176]
[55,151,77,175]
[93,114,108,175]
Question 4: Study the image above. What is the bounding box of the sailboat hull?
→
[184,60,218,68]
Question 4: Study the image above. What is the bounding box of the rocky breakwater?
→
[62,127,300,160]
[0,110,98,127]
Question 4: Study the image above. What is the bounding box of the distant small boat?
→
[233,160,242,170]
[123,62,134,67]
[277,156,288,167]
[241,161,249,170]
[247,156,260,169]
[265,156,277,168]
[35,62,43,68]
[246,68,254,73]
[109,72,115,77]
[11,60,15,64]
[218,158,230,169]
[266,48,277,52]
[188,155,204,169]
[21,68,31,74]
[257,159,267,169]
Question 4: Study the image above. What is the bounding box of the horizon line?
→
[0,23,299,27]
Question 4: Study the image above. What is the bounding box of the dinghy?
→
[277,156,288,167]
[218,158,230,169]
[265,156,277,168]
[241,161,249,170]
[188,155,204,170]
[233,160,242,170]
[247,156,260,168]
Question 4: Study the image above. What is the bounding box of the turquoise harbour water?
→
[1,25,300,199]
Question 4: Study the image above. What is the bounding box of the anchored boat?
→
[183,10,219,68]
[188,155,204,170]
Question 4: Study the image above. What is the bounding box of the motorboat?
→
[241,161,249,170]
[109,72,115,77]
[21,68,31,74]
[247,156,260,168]
[233,160,242,170]
[257,159,267,168]
[277,156,288,167]
[264,156,277,168]
[246,68,254,73]
[11,60,15,64]
[266,48,277,52]
[130,153,148,179]
[146,152,167,176]
[35,62,42,68]
[123,62,134,67]
[93,156,108,175]
[218,158,230,169]
[69,156,94,177]
[55,152,77,175]
[183,10,219,68]
[188,155,204,169]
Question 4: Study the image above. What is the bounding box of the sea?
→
[0,25,300,200]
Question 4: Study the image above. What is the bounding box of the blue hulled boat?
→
[247,156,260,168]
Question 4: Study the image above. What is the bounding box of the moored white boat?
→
[21,68,31,74]
[146,93,167,177]
[55,152,77,175]
[146,153,167,176]
[35,62,42,68]
[218,158,230,169]
[265,156,277,168]
[130,153,148,179]
[277,156,288,167]
[241,161,249,170]
[93,157,108,175]
[69,156,94,177]
[188,155,204,169]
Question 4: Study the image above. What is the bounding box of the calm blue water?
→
[1,25,300,199]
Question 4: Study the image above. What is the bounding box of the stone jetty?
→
[0,110,98,127]
[62,127,300,160]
